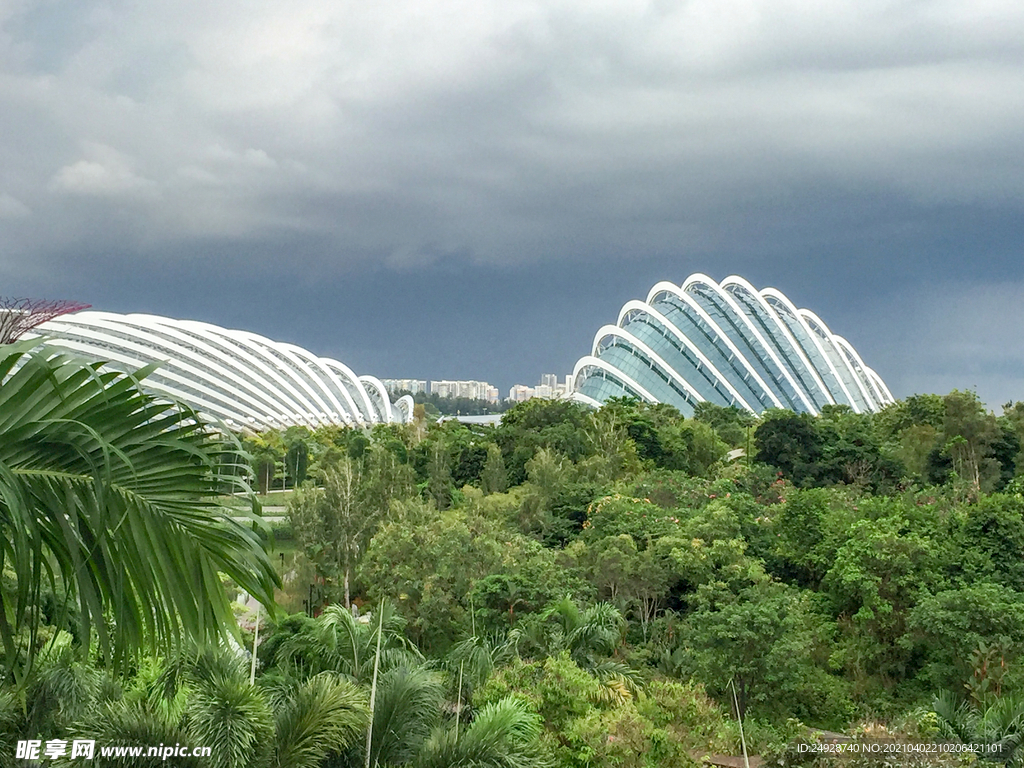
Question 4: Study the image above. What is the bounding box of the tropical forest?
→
[5,339,1024,767]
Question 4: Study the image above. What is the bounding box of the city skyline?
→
[3,2,1024,408]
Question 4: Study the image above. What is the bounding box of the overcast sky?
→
[2,0,1023,406]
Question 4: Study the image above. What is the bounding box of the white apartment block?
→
[381,378,428,395]
[430,380,499,403]
[508,374,574,403]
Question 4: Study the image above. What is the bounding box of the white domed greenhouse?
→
[571,274,893,416]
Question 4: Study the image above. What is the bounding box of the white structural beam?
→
[33,310,405,430]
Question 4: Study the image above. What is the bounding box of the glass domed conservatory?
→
[33,311,414,431]
[571,274,893,416]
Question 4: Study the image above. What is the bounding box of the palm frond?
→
[0,342,279,679]
[271,672,368,768]
[367,666,444,768]
[275,603,422,683]
[68,698,196,768]
[415,696,549,768]
[185,672,274,768]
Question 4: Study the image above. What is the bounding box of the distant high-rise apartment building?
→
[507,374,575,403]
[382,378,428,395]
[508,384,534,402]
[430,380,498,402]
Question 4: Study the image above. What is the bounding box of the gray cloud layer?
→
[2,1,1023,403]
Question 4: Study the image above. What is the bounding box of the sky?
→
[2,0,1024,407]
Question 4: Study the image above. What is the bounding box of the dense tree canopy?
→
[9,349,1024,767]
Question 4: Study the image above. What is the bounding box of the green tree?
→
[683,580,850,725]
[908,583,1024,692]
[481,444,507,495]
[66,649,367,768]
[823,513,944,685]
[933,692,1024,767]
[285,438,310,488]
[754,409,823,486]
[289,450,412,608]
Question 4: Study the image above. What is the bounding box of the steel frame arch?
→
[642,284,785,410]
[680,275,818,413]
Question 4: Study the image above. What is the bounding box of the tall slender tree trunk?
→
[344,563,351,611]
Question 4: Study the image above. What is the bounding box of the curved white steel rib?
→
[393,395,415,423]
[601,310,754,410]
[34,310,409,430]
[593,323,717,409]
[797,309,876,412]
[572,355,664,405]
[680,275,818,414]
[573,274,892,416]
[833,335,890,408]
[721,276,834,409]
[760,288,861,413]
[865,368,894,404]
[39,313,290,426]
[643,283,784,410]
[359,375,394,423]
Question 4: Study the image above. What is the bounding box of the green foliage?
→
[496,399,591,484]
[755,410,824,486]
[289,446,413,606]
[772,487,854,588]
[185,670,274,768]
[582,494,683,544]
[681,580,854,726]
[416,696,550,768]
[693,402,756,448]
[14,371,1024,759]
[636,680,738,753]
[481,443,508,495]
[361,505,577,652]
[270,673,368,768]
[562,702,695,768]
[823,512,945,685]
[262,603,420,683]
[0,341,278,680]
[476,654,616,732]
[954,493,1024,590]
[477,655,736,768]
[908,584,1024,693]
[365,666,444,767]
[933,691,1024,766]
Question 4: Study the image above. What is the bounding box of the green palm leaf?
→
[186,671,274,768]
[271,672,368,768]
[367,666,444,768]
[0,341,278,680]
[274,603,421,682]
[415,696,549,768]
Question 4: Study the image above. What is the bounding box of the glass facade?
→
[573,274,892,416]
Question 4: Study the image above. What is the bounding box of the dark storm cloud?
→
[2,0,1024,401]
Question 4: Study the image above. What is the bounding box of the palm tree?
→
[365,665,445,767]
[329,663,548,768]
[444,629,522,707]
[267,604,422,683]
[521,597,642,703]
[270,673,368,768]
[933,691,1024,766]
[539,597,624,664]
[0,341,279,681]
[415,697,549,768]
[61,647,368,768]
